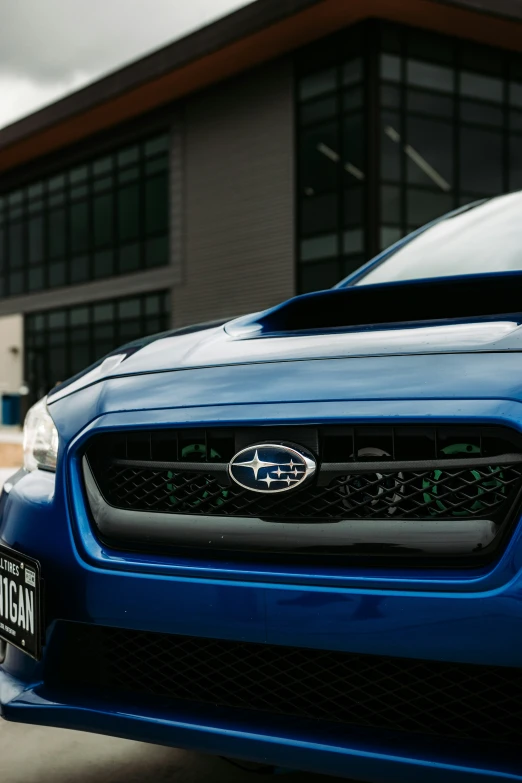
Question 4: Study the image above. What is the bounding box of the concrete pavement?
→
[0,719,346,782]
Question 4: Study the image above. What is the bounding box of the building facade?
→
[1,0,522,401]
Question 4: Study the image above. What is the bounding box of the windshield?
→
[352,192,522,286]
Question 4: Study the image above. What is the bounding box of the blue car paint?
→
[4,272,522,780]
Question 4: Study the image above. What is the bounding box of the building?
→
[1,0,522,401]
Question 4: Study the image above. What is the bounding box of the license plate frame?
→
[0,544,42,660]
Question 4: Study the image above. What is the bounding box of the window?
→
[0,133,170,298]
[297,22,522,293]
[24,291,170,400]
[297,44,365,293]
[377,23,518,254]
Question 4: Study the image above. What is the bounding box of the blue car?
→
[4,192,522,782]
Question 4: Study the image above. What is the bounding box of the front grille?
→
[86,425,522,523]
[51,623,522,747]
[100,462,522,520]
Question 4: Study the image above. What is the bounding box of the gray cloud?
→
[0,0,250,127]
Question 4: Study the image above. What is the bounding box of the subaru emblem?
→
[229,443,316,494]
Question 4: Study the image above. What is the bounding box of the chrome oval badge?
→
[229,443,316,494]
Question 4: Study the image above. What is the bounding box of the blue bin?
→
[2,394,21,426]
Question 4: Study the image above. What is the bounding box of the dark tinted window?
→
[25,290,170,401]
[0,133,170,298]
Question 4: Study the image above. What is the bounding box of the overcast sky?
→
[0,0,252,130]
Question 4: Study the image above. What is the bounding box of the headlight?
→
[23,398,59,472]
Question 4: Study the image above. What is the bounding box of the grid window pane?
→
[70,255,89,284]
[145,294,161,315]
[510,110,522,131]
[380,226,402,250]
[381,113,401,181]
[343,228,364,254]
[300,96,337,125]
[406,59,454,93]
[406,188,453,227]
[381,185,401,223]
[296,23,522,293]
[509,82,522,108]
[70,306,89,326]
[70,202,89,253]
[93,194,114,247]
[460,71,503,103]
[28,183,43,198]
[9,222,24,268]
[119,166,139,184]
[8,191,23,206]
[297,50,367,292]
[146,236,169,268]
[94,250,114,278]
[70,166,88,183]
[300,122,339,195]
[94,302,114,322]
[28,216,44,264]
[118,146,139,167]
[145,157,168,176]
[9,271,23,294]
[0,131,170,298]
[382,84,401,108]
[70,345,91,375]
[119,243,140,273]
[374,21,521,264]
[49,261,66,287]
[93,176,113,193]
[144,135,169,157]
[48,209,66,258]
[93,157,113,176]
[49,175,65,192]
[343,114,364,179]
[301,193,338,235]
[300,259,340,293]
[381,54,401,82]
[405,116,453,190]
[407,89,453,117]
[119,298,141,319]
[24,290,170,401]
[28,266,44,291]
[460,126,503,193]
[460,100,503,126]
[344,59,362,85]
[145,175,168,234]
[300,234,338,262]
[344,187,364,227]
[299,69,337,101]
[118,185,140,242]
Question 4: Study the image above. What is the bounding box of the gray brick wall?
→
[174,58,295,327]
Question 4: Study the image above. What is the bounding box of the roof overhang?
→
[2,0,522,174]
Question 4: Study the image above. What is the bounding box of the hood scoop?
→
[226,272,522,338]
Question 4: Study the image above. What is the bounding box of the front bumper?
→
[4,678,522,783]
[4,397,522,782]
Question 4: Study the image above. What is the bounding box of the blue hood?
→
[48,272,522,405]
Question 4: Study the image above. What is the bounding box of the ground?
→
[0,720,346,782]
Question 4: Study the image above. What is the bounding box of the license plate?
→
[0,544,42,660]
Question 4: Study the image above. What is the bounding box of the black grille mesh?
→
[99,462,522,520]
[53,624,522,747]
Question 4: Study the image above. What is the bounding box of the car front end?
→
[4,270,522,782]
